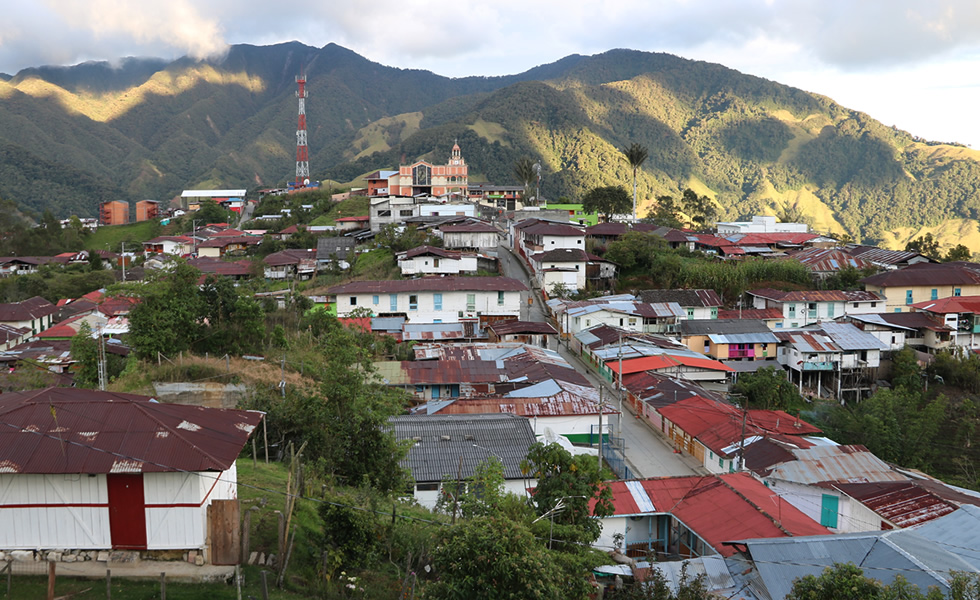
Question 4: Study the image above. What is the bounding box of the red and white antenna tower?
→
[294,72,310,187]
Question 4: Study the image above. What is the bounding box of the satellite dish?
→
[304,178,310,185]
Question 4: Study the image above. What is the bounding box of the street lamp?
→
[533,495,586,549]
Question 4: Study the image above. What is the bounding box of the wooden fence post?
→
[260,570,270,600]
[160,572,166,600]
[46,561,55,600]
[106,569,111,600]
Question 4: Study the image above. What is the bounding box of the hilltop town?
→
[2,139,980,599]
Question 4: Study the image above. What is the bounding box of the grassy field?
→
[84,220,161,252]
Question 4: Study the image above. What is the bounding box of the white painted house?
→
[0,296,58,335]
[749,288,886,329]
[514,219,585,257]
[439,222,500,250]
[327,276,526,322]
[396,246,479,276]
[530,248,588,293]
[0,388,261,559]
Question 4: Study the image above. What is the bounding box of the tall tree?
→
[70,321,99,388]
[125,260,204,360]
[621,143,649,222]
[732,366,801,410]
[581,185,631,222]
[905,233,941,260]
[513,156,537,205]
[681,189,717,231]
[645,194,685,229]
[521,442,613,545]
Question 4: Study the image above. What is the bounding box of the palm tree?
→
[621,143,648,222]
[514,157,537,205]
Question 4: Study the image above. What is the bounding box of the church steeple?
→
[450,139,464,165]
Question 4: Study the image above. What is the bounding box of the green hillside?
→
[0,43,977,249]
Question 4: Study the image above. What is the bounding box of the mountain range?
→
[1,41,979,250]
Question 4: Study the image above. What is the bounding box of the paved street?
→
[497,243,702,479]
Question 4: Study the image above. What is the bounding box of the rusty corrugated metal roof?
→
[0,388,261,474]
[834,481,958,528]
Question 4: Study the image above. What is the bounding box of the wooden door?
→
[107,474,147,550]
[208,499,241,565]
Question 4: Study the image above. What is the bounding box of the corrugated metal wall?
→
[0,474,111,549]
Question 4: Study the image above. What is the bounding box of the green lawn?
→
[84,220,162,252]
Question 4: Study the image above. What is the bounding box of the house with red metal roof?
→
[142,236,194,258]
[788,247,878,280]
[910,295,980,351]
[0,388,262,558]
[744,437,919,533]
[748,288,886,328]
[326,276,526,324]
[395,245,491,277]
[861,261,980,313]
[263,248,318,280]
[596,472,829,559]
[657,395,821,475]
[196,235,261,258]
[0,296,58,335]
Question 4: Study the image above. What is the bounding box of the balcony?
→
[728,348,756,359]
[801,361,834,371]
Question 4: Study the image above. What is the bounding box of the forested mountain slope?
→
[1,42,977,249]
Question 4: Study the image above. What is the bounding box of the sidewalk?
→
[552,340,706,479]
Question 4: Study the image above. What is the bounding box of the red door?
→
[107,474,147,550]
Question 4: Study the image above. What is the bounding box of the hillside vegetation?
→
[1,43,979,249]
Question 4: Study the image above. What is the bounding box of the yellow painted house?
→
[861,262,980,313]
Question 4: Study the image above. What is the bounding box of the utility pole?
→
[736,396,747,472]
[617,333,624,437]
[96,324,107,391]
[120,242,126,282]
[597,386,603,473]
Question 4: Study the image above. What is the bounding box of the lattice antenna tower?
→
[295,72,310,186]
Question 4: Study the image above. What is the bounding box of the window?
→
[710,307,718,319]
[931,288,938,300]
[894,308,902,313]
[390,294,398,311]
[373,295,379,306]
[434,293,442,311]
[686,308,695,319]
[399,209,414,217]
[775,322,783,328]
[434,258,440,268]
[416,482,439,492]
[497,291,505,306]
[871,302,877,307]
[955,288,962,297]
[853,303,859,308]
[906,290,914,305]
[820,494,839,528]
[409,295,418,310]
[350,296,357,306]
[719,457,724,468]
[827,303,835,318]
[788,304,796,317]
[466,293,476,312]
[378,210,391,217]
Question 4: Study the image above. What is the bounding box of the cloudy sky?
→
[4,0,980,147]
